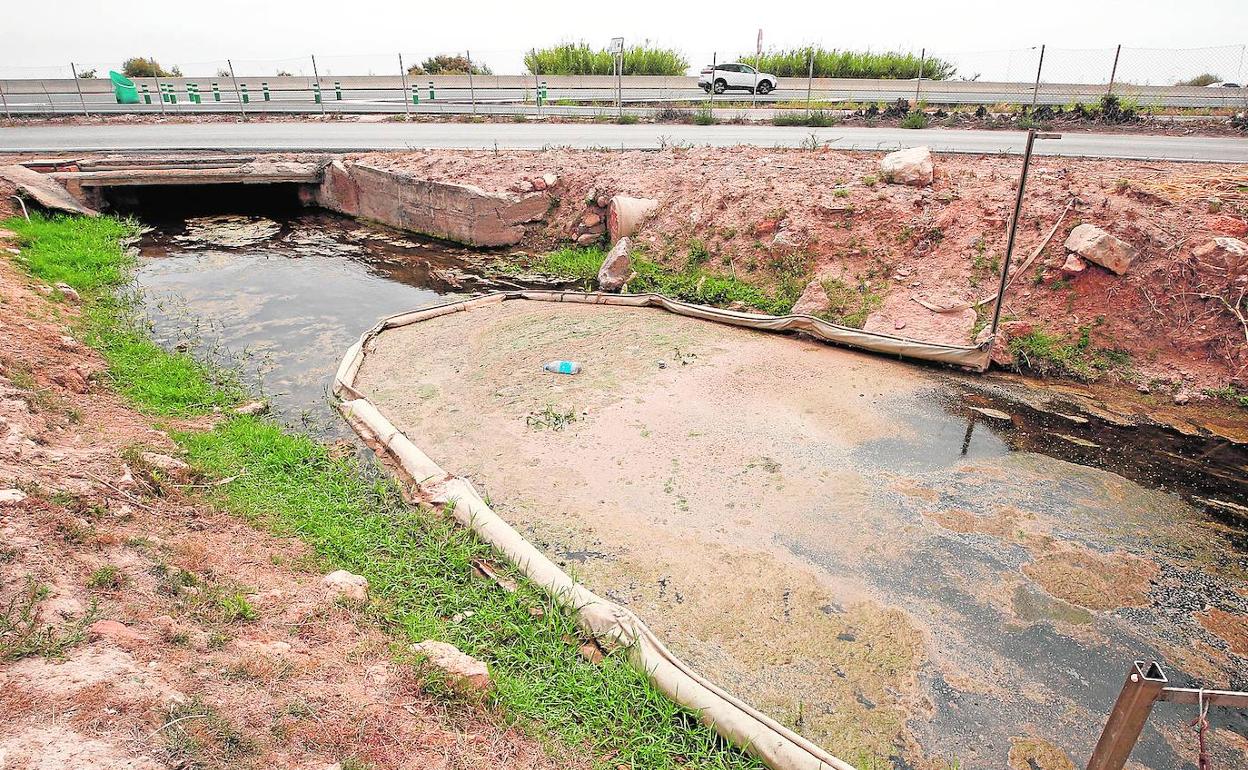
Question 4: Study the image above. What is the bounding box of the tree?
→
[418,54,491,76]
[121,57,178,78]
[1176,73,1220,86]
[76,68,97,79]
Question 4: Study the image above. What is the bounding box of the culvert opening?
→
[96,182,307,221]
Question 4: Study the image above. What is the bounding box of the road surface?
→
[2,122,1245,162]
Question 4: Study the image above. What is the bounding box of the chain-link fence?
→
[1,44,1245,118]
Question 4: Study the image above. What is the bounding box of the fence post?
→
[227,59,247,120]
[531,48,540,115]
[69,62,90,116]
[914,48,925,105]
[262,81,270,101]
[1031,44,1046,108]
[707,51,717,117]
[334,80,342,101]
[0,84,9,119]
[467,50,477,114]
[398,53,412,120]
[428,79,435,101]
[310,55,326,115]
[806,48,814,117]
[1107,44,1121,96]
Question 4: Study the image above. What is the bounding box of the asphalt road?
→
[2,122,1245,162]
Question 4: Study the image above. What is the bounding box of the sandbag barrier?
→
[333,290,988,770]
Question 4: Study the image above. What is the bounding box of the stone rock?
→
[1064,224,1136,275]
[322,569,369,603]
[139,452,191,480]
[580,212,602,228]
[790,280,831,316]
[88,619,145,646]
[597,237,632,293]
[54,283,80,302]
[541,173,558,189]
[409,640,492,694]
[1060,254,1087,275]
[595,194,610,208]
[233,400,268,416]
[880,146,934,187]
[0,488,27,504]
[607,196,660,242]
[54,367,89,394]
[531,176,547,191]
[1206,215,1247,236]
[575,232,601,246]
[1192,237,1248,267]
[514,179,534,193]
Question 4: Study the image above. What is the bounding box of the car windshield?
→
[738,64,756,74]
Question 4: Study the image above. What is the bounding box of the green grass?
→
[751,47,956,80]
[900,111,929,129]
[526,42,688,76]
[772,109,838,127]
[4,213,244,416]
[533,246,606,281]
[6,213,759,770]
[692,106,718,125]
[1008,326,1132,381]
[1204,384,1248,409]
[819,279,883,329]
[2,577,96,661]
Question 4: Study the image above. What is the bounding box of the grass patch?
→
[526,42,688,76]
[1204,384,1248,409]
[87,565,127,591]
[7,213,759,770]
[772,109,838,127]
[692,106,718,126]
[753,47,955,80]
[3,213,244,416]
[1008,326,1132,381]
[819,278,883,329]
[900,111,929,129]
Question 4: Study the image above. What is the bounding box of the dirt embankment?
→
[359,147,1248,401]
[0,224,570,769]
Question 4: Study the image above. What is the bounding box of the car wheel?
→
[713,79,727,94]
[756,80,773,95]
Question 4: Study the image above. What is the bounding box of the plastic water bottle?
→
[543,360,582,375]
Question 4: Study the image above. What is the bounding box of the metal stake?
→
[752,28,762,110]
[1031,44,1046,108]
[988,128,1039,341]
[707,51,716,116]
[152,69,166,114]
[69,62,90,116]
[805,49,814,117]
[398,53,411,120]
[0,83,10,119]
[1086,662,1168,770]
[1107,44,1122,96]
[467,50,476,115]
[617,41,623,120]
[915,48,925,104]
[311,54,326,116]
[532,49,540,115]
[227,59,247,120]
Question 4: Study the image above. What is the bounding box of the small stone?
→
[894,320,907,330]
[790,279,831,316]
[880,146,934,187]
[1192,237,1248,267]
[969,406,1012,421]
[1064,224,1135,275]
[88,619,145,646]
[58,335,79,350]
[1060,254,1087,275]
[515,179,534,193]
[1206,197,1222,214]
[580,212,602,228]
[54,283,80,302]
[541,173,558,189]
[233,400,268,416]
[409,640,492,694]
[54,367,89,394]
[0,488,27,504]
[1173,391,1192,406]
[597,237,632,293]
[531,176,547,191]
[322,569,369,603]
[139,452,191,480]
[596,194,610,208]
[575,232,600,246]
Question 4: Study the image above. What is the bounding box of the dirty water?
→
[132,214,1248,770]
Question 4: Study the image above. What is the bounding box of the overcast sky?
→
[3,0,1246,80]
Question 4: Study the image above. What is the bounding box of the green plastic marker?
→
[262,81,270,101]
[212,82,220,102]
[334,80,342,100]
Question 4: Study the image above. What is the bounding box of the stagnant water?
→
[133,209,1248,769]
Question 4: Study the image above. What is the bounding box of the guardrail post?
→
[310,54,326,115]
[212,82,221,102]
[428,80,435,100]
[0,84,10,119]
[334,80,342,100]
[189,83,200,104]
[140,84,151,104]
[167,84,177,104]
[262,81,270,101]
[467,50,476,114]
[540,80,548,106]
[411,83,420,105]
[241,83,249,103]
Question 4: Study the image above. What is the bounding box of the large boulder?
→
[597,237,632,292]
[1064,224,1136,275]
[790,280,831,316]
[607,196,659,242]
[409,640,492,694]
[880,147,934,187]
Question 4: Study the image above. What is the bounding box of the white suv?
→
[698,63,777,94]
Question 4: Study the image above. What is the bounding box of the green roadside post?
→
[411,83,419,105]
[428,80,434,100]
[212,82,221,101]
[241,84,250,104]
[334,80,342,100]
[189,83,201,104]
[313,81,322,103]
[262,82,270,101]
[140,84,151,104]
[540,80,548,105]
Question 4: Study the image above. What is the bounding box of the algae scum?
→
[134,212,1248,770]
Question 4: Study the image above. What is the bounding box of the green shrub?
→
[407,54,491,76]
[900,110,929,129]
[121,57,181,78]
[525,42,688,76]
[692,106,718,125]
[1008,326,1132,381]
[1176,73,1220,86]
[772,109,837,127]
[751,47,955,80]
[818,279,882,328]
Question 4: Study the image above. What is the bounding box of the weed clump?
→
[818,278,883,329]
[1008,326,1132,381]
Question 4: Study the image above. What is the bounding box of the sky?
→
[3,0,1246,81]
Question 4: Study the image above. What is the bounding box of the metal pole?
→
[915,48,925,104]
[988,128,1038,341]
[467,50,476,115]
[69,62,90,116]
[707,51,716,116]
[152,69,167,114]
[532,49,540,115]
[1107,44,1121,96]
[617,45,623,120]
[752,32,761,110]
[1,82,11,119]
[1031,44,1046,108]
[806,48,814,117]
[227,59,247,120]
[398,53,411,120]
[1086,662,1167,770]
[311,54,326,116]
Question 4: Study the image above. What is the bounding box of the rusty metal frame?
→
[1087,661,1248,770]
